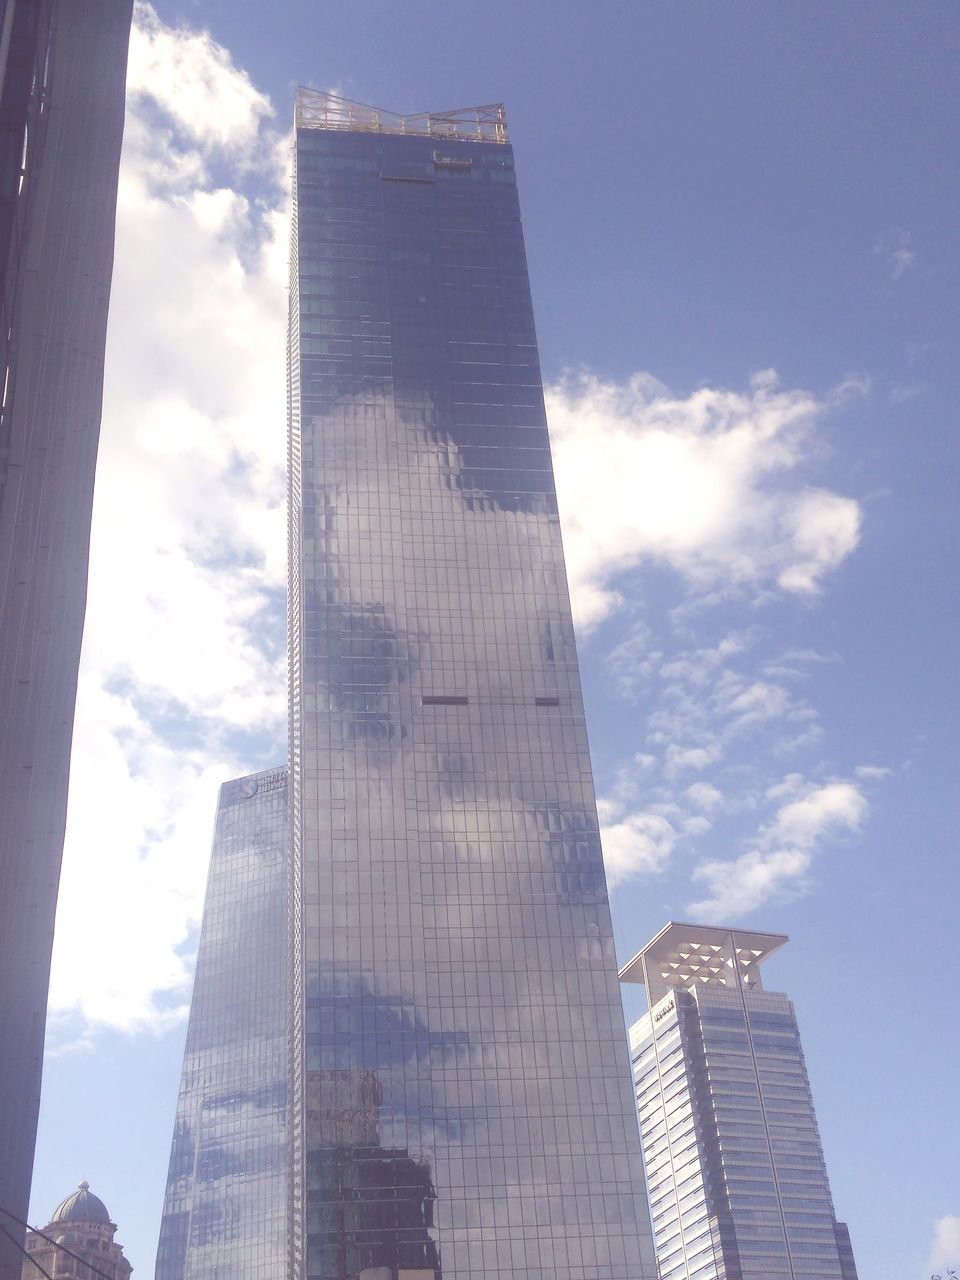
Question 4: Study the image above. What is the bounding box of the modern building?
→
[620,922,859,1280]
[155,768,289,1280]
[0,5,133,1277]
[286,89,658,1280]
[20,1180,133,1280]
[156,90,658,1280]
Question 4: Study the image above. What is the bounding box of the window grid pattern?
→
[630,987,859,1280]
[155,770,289,1280]
[288,126,657,1280]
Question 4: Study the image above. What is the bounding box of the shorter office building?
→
[621,922,858,1280]
[21,1181,133,1280]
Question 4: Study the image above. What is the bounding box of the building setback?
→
[621,922,859,1280]
[0,4,132,1276]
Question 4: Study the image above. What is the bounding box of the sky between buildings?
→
[29,3,960,1277]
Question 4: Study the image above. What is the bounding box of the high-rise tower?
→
[285,89,655,1280]
[157,89,658,1280]
[155,768,289,1280]
[621,922,859,1280]
[0,4,133,1273]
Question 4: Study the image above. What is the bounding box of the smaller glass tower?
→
[620,922,858,1280]
[155,768,289,1280]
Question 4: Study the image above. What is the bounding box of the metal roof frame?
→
[295,88,509,144]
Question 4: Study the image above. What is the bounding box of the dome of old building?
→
[49,1180,112,1226]
[24,1180,133,1280]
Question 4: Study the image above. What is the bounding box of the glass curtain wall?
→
[155,770,289,1280]
[288,97,657,1280]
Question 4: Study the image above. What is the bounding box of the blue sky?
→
[29,3,959,1277]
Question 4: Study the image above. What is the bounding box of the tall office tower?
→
[286,91,657,1280]
[620,922,859,1280]
[155,768,289,1280]
[0,4,133,1276]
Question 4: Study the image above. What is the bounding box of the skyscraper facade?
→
[621,922,859,1280]
[156,768,289,1280]
[157,88,658,1280]
[0,4,132,1275]
[284,90,656,1280]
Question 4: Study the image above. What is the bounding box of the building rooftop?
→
[295,88,509,144]
[619,920,789,1005]
[49,1180,113,1226]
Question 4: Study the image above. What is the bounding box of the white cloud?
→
[683,815,712,837]
[546,370,862,630]
[688,777,867,917]
[599,756,875,904]
[48,6,289,1039]
[536,220,873,922]
[51,685,226,1031]
[642,631,821,783]
[776,488,863,594]
[127,2,274,155]
[600,810,678,887]
[856,764,892,780]
[659,630,757,687]
[606,621,661,699]
[760,647,840,680]
[685,782,725,813]
[663,742,723,776]
[929,1215,960,1270]
[889,381,926,405]
[719,677,791,726]
[874,228,918,283]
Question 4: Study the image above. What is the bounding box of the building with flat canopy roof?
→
[619,920,789,1004]
[622,921,858,1280]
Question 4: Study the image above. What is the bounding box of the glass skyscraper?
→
[157,90,658,1280]
[287,90,655,1280]
[0,5,132,1275]
[621,922,859,1280]
[156,768,289,1280]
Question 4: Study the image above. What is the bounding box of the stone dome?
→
[49,1181,112,1226]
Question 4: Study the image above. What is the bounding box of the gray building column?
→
[0,4,132,1273]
